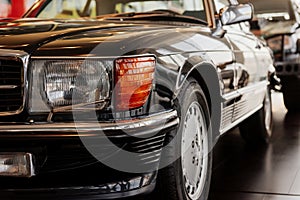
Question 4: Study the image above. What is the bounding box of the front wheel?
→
[282,89,300,111]
[181,101,210,200]
[155,78,212,200]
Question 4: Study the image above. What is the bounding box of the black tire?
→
[239,87,273,144]
[281,77,300,111]
[282,89,300,111]
[155,78,212,200]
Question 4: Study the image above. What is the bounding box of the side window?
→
[182,0,207,22]
[214,0,229,13]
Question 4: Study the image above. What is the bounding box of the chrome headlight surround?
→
[267,35,295,53]
[28,58,112,114]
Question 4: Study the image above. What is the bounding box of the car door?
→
[212,0,270,131]
[224,22,269,123]
[203,37,237,132]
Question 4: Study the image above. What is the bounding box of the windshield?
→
[35,0,207,22]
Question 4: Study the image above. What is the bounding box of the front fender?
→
[176,57,223,146]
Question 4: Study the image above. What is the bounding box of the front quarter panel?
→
[30,24,238,139]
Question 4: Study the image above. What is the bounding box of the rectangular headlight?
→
[267,35,293,52]
[29,59,112,113]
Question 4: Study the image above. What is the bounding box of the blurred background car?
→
[240,0,300,111]
[0,0,275,200]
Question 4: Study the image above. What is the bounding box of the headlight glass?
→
[267,35,293,53]
[29,59,111,113]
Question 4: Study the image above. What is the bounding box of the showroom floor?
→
[209,92,300,200]
[124,92,300,200]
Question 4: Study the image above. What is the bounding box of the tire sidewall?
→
[260,87,273,142]
[264,87,273,137]
[174,79,212,200]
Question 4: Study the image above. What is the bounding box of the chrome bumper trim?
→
[0,110,178,137]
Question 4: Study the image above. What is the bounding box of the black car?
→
[0,0,274,199]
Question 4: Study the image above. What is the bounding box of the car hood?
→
[0,18,198,57]
[0,19,143,53]
[260,20,298,38]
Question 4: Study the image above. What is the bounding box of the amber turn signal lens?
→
[114,56,156,111]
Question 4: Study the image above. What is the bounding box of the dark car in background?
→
[242,0,300,110]
[0,0,274,199]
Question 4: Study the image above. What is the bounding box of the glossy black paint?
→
[0,0,274,199]
[0,19,225,119]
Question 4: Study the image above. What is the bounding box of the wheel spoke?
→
[181,101,209,200]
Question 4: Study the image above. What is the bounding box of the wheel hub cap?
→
[181,102,208,200]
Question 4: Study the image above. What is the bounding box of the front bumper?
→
[0,110,178,199]
[0,176,156,200]
[0,110,178,137]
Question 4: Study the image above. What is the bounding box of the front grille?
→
[0,59,23,113]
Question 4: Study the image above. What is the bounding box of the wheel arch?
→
[176,58,223,144]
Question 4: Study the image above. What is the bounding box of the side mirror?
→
[219,3,253,25]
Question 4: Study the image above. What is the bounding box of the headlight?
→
[267,35,293,53]
[29,59,111,113]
